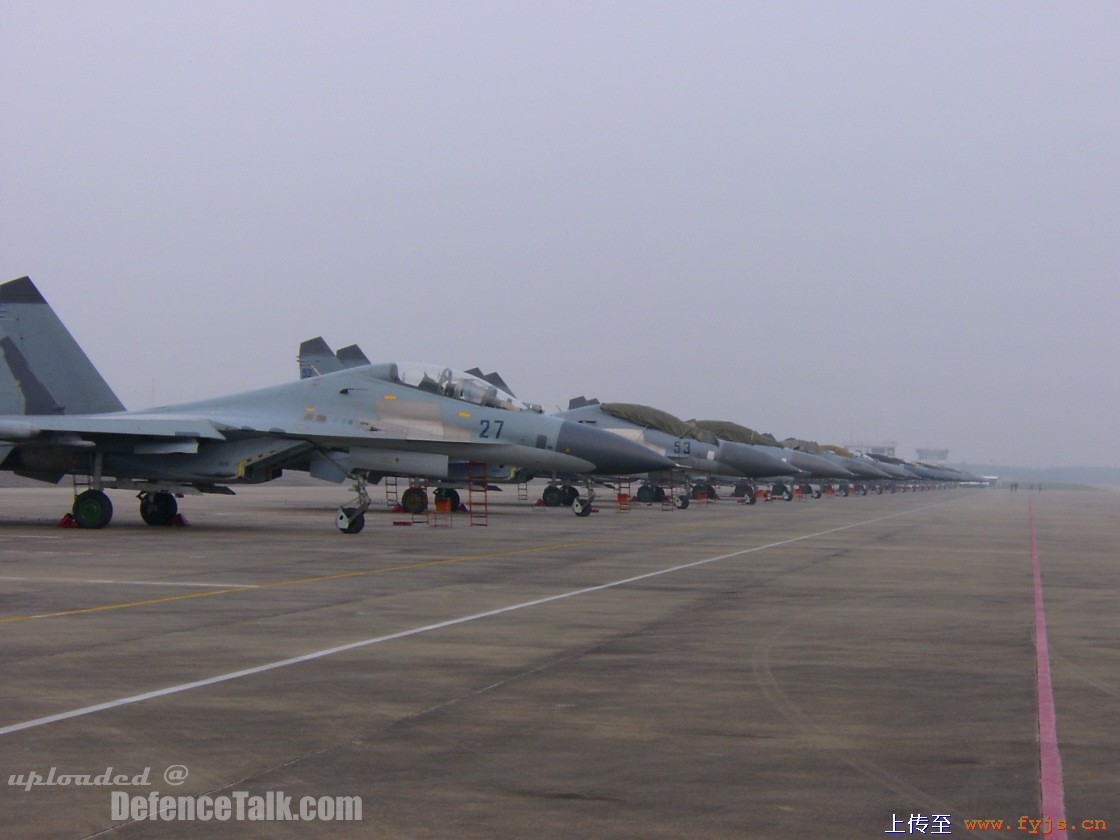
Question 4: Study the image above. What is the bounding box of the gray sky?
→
[3,1,1117,468]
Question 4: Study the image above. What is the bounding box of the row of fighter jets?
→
[0,277,982,532]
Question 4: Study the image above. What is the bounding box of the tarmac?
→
[0,481,1116,839]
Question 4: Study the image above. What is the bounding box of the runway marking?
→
[1030,497,1068,839]
[0,539,613,623]
[0,496,964,624]
[0,576,260,589]
[0,503,946,737]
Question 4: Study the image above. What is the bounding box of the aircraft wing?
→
[0,413,230,441]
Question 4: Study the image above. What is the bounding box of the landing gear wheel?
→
[560,485,579,507]
[434,488,462,508]
[673,494,689,509]
[139,492,178,526]
[572,497,593,517]
[652,486,666,503]
[704,483,717,500]
[812,488,822,499]
[635,485,654,505]
[401,487,428,514]
[73,489,113,529]
[541,485,563,507]
[336,507,365,534]
[743,486,757,505]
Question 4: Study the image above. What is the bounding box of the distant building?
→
[916,448,950,466]
[849,441,897,458]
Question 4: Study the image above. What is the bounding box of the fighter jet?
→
[0,277,671,532]
[689,421,853,480]
[781,439,886,480]
[558,399,794,506]
[858,453,982,490]
[816,445,892,480]
[297,339,615,514]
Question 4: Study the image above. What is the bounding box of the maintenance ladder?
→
[467,462,488,526]
[616,477,632,512]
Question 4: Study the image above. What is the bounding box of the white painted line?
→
[0,504,946,737]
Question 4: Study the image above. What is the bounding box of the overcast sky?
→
[2,1,1117,468]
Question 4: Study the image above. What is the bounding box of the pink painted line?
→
[1030,497,1068,839]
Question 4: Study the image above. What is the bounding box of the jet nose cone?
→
[556,421,674,475]
[719,441,794,478]
[789,451,854,479]
[853,460,893,479]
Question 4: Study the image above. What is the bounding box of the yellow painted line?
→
[0,586,259,622]
[0,501,961,737]
[0,537,612,624]
[0,501,856,625]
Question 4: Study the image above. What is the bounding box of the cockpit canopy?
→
[395,363,542,413]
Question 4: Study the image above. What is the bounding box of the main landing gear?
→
[139,491,179,526]
[540,484,580,507]
[690,483,718,501]
[433,487,461,509]
[771,483,794,502]
[732,483,758,505]
[634,483,689,509]
[64,486,187,529]
[71,489,113,529]
[400,486,429,515]
[539,482,594,516]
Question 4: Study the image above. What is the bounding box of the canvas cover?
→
[691,419,782,448]
[601,403,718,443]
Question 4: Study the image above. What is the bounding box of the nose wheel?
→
[570,481,596,517]
[336,507,366,534]
[336,477,371,534]
[572,496,593,517]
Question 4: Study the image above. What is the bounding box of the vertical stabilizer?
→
[335,344,371,369]
[298,337,343,379]
[0,277,125,415]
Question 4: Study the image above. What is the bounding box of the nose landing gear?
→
[336,477,372,534]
